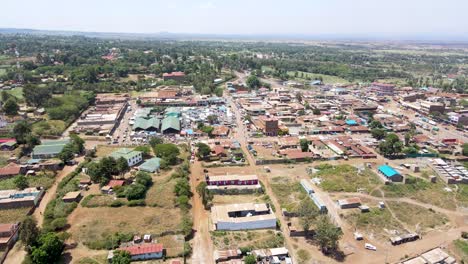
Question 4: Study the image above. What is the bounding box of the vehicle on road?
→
[365,243,377,251]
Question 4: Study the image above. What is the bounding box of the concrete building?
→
[110,148,143,166]
[0,188,44,209]
[111,243,164,261]
[163,71,186,82]
[371,82,395,96]
[338,197,362,209]
[258,117,279,136]
[211,203,277,231]
[205,174,261,192]
[0,223,19,250]
[420,101,445,114]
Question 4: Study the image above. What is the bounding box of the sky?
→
[2,0,468,38]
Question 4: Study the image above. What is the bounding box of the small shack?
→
[62,191,82,203]
[378,165,403,182]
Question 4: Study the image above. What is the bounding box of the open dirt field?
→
[68,207,182,244]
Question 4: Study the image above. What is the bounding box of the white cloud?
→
[199,1,215,9]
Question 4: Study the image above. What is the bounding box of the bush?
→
[110,200,125,207]
[85,232,133,250]
[125,183,147,200]
[127,199,146,207]
[49,218,68,231]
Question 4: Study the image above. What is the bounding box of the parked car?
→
[365,243,377,251]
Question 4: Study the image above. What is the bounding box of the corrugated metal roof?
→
[161,116,180,132]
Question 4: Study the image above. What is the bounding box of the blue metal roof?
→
[378,165,400,177]
[346,119,358,125]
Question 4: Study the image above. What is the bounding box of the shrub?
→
[110,200,125,207]
[49,218,68,231]
[127,200,146,207]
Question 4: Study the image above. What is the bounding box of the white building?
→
[211,203,277,231]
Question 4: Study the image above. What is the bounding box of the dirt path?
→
[3,243,27,264]
[34,163,79,227]
[190,158,215,264]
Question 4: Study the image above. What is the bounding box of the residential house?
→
[110,148,143,167]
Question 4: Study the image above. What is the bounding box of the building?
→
[338,197,362,209]
[378,165,404,182]
[62,191,82,203]
[110,148,143,166]
[32,139,70,159]
[211,203,277,231]
[205,174,261,192]
[420,101,445,114]
[214,249,242,263]
[300,179,327,213]
[401,247,456,264]
[448,112,468,126]
[161,116,181,134]
[138,157,162,173]
[163,71,186,82]
[101,180,125,194]
[371,82,395,96]
[113,243,164,261]
[0,223,19,250]
[0,188,44,209]
[0,163,22,179]
[133,117,160,131]
[258,117,279,136]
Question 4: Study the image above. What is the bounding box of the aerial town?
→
[0,31,467,264]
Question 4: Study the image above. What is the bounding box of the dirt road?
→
[191,157,215,264]
[33,163,78,227]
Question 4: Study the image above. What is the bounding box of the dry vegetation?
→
[211,230,284,250]
[0,208,31,223]
[270,176,306,212]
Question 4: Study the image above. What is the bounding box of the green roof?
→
[138,157,161,172]
[133,117,160,130]
[32,138,70,157]
[110,148,142,160]
[161,116,180,132]
[165,107,181,117]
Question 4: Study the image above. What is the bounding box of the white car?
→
[365,243,377,251]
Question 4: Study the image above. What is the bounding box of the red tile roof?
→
[163,71,185,77]
[0,138,15,144]
[121,243,163,256]
[0,163,21,176]
[107,180,125,188]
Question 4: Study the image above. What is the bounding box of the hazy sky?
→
[2,0,468,37]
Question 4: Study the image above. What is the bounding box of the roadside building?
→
[338,197,362,209]
[101,180,125,194]
[420,101,445,114]
[378,165,404,182]
[371,82,395,96]
[133,117,160,131]
[258,117,279,136]
[161,116,181,134]
[214,249,242,263]
[112,243,164,261]
[163,72,186,82]
[31,139,70,159]
[211,203,277,230]
[110,148,143,166]
[205,174,261,193]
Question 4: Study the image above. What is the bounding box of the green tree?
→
[463,143,468,156]
[58,144,75,163]
[246,75,261,89]
[116,157,130,175]
[315,215,343,253]
[196,143,211,160]
[379,133,403,157]
[13,120,32,144]
[312,108,321,115]
[369,120,383,129]
[297,199,318,234]
[300,139,309,152]
[244,255,257,264]
[70,134,85,154]
[196,182,213,209]
[370,128,386,140]
[3,98,19,115]
[149,137,164,147]
[14,175,28,190]
[154,144,180,165]
[23,85,52,107]
[135,171,152,187]
[112,250,131,264]
[31,232,64,264]
[125,183,147,200]
[19,216,39,253]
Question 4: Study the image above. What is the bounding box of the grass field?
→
[453,239,468,263]
[270,177,306,212]
[344,208,404,240]
[314,164,381,193]
[378,177,457,209]
[386,201,449,232]
[0,172,56,190]
[212,193,264,205]
[211,230,284,250]
[95,145,122,158]
[7,87,24,100]
[145,171,177,208]
[287,71,351,84]
[0,207,31,223]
